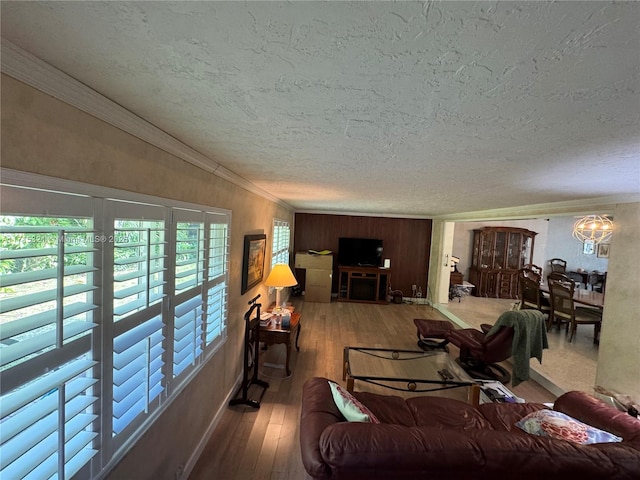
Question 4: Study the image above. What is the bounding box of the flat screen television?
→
[338,237,383,267]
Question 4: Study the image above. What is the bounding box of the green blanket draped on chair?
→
[487,310,549,386]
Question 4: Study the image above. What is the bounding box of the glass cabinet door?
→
[521,234,532,268]
[507,232,522,270]
[493,231,506,269]
[481,231,494,268]
[472,231,481,266]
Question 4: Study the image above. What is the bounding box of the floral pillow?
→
[516,409,622,445]
[328,381,380,424]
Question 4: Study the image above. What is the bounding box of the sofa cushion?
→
[478,401,547,432]
[516,409,623,444]
[353,392,417,426]
[328,381,380,423]
[406,396,491,430]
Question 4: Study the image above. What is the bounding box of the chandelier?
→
[572,215,613,244]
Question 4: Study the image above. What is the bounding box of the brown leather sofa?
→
[300,377,640,480]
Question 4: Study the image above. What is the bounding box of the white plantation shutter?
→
[172,211,230,381]
[112,215,167,321]
[106,201,168,440]
[206,219,228,349]
[271,219,290,268]
[0,357,97,480]
[112,313,164,435]
[205,283,226,348]
[0,185,99,480]
[174,218,205,294]
[173,295,203,377]
[172,212,206,379]
[0,228,97,370]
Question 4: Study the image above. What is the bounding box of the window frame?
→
[271,219,291,268]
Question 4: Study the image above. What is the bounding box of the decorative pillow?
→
[328,381,380,424]
[516,409,622,445]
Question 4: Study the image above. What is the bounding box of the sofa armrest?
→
[446,329,484,350]
[300,377,346,479]
[554,391,640,446]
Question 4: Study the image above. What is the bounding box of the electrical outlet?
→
[411,284,417,292]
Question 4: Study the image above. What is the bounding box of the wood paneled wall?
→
[293,213,432,297]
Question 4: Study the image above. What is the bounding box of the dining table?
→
[540,283,605,309]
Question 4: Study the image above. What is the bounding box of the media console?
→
[337,266,390,304]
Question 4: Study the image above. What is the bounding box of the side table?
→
[260,312,301,376]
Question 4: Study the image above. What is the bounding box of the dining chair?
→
[529,264,543,277]
[518,274,551,319]
[549,258,567,273]
[548,281,602,344]
[588,271,607,293]
[547,271,572,286]
[520,266,542,283]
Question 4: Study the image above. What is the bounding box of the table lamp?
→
[450,256,460,273]
[264,264,298,312]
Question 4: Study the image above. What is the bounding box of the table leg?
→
[285,336,292,376]
[295,322,301,351]
[346,376,354,392]
[469,384,481,407]
[343,348,348,381]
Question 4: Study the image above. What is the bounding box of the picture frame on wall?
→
[241,234,266,294]
[597,243,610,258]
[583,239,595,255]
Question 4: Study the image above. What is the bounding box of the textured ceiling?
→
[1,1,639,217]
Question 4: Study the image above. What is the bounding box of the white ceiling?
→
[1,1,639,217]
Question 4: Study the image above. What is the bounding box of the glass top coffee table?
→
[343,346,477,402]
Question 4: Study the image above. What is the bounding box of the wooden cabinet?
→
[468,227,536,298]
[449,270,464,286]
[294,253,333,303]
[337,266,390,304]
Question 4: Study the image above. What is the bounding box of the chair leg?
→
[568,321,576,343]
[594,323,601,345]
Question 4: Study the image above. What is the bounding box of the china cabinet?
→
[468,227,536,298]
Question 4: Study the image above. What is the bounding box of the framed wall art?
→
[597,243,610,258]
[241,234,266,294]
[582,239,595,255]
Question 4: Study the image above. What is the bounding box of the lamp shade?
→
[264,264,297,288]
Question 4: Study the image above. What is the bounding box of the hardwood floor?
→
[188,299,556,480]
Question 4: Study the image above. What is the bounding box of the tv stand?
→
[337,266,390,304]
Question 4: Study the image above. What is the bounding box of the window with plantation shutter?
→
[271,219,290,268]
[172,213,205,378]
[205,219,228,350]
[172,211,229,381]
[106,201,168,440]
[0,186,99,480]
[0,174,230,480]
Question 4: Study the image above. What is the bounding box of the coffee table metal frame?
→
[343,346,475,394]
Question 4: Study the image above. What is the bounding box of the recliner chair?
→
[446,323,514,384]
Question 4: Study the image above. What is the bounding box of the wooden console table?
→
[260,312,301,376]
[337,266,390,304]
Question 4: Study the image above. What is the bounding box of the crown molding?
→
[0,39,290,210]
[433,194,640,222]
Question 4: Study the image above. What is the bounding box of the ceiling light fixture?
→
[572,215,613,244]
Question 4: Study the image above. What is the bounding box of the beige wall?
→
[1,74,294,479]
[596,202,640,401]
